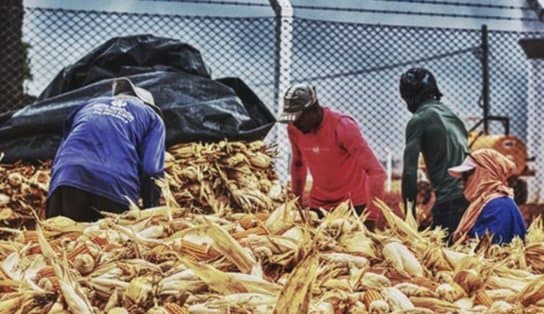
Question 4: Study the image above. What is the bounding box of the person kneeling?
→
[448,149,527,244]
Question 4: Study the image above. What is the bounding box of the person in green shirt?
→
[399,68,469,238]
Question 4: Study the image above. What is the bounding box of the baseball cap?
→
[448,155,477,178]
[112,77,163,118]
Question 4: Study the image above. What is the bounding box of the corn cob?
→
[488,300,515,313]
[453,297,474,310]
[361,289,384,309]
[435,282,466,302]
[409,297,460,312]
[164,303,189,314]
[36,266,56,280]
[67,243,93,261]
[525,243,544,273]
[395,283,437,298]
[178,240,220,260]
[361,272,391,289]
[383,241,424,278]
[381,287,415,310]
[369,299,390,313]
[473,289,493,307]
[248,152,272,169]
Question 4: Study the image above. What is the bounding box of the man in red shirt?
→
[279,84,386,229]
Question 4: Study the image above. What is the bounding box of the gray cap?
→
[112,77,163,118]
[278,83,317,123]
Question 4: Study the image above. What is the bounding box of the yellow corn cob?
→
[395,283,437,298]
[67,243,92,261]
[361,289,384,309]
[179,240,220,260]
[488,300,515,313]
[170,144,196,158]
[435,282,466,303]
[249,152,271,169]
[224,153,247,168]
[369,299,390,313]
[164,303,189,314]
[474,289,493,307]
[36,266,56,279]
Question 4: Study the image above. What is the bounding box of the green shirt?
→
[402,100,468,207]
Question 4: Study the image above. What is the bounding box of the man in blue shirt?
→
[47,77,166,221]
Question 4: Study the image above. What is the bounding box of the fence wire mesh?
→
[2,3,544,201]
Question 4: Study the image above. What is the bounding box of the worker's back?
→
[414,100,468,204]
[49,95,165,206]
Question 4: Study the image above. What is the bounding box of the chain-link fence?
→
[0,1,25,112]
[2,2,544,200]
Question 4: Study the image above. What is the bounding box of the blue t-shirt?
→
[471,196,527,244]
[48,96,165,207]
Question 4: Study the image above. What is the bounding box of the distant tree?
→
[0,0,25,112]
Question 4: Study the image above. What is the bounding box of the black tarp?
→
[38,34,211,100]
[0,35,275,162]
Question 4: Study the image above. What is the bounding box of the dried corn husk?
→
[383,241,424,278]
[273,251,319,314]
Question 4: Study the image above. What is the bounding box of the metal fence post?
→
[481,24,490,134]
[269,0,293,181]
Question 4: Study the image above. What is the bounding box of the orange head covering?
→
[448,149,516,240]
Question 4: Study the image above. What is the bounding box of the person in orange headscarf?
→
[448,149,527,244]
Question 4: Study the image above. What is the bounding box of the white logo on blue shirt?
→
[111,99,127,108]
[91,101,134,123]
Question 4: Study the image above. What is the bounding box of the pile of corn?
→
[0,141,285,226]
[0,158,50,225]
[165,141,285,215]
[0,198,543,313]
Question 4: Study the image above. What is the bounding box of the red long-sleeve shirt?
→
[288,108,386,221]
